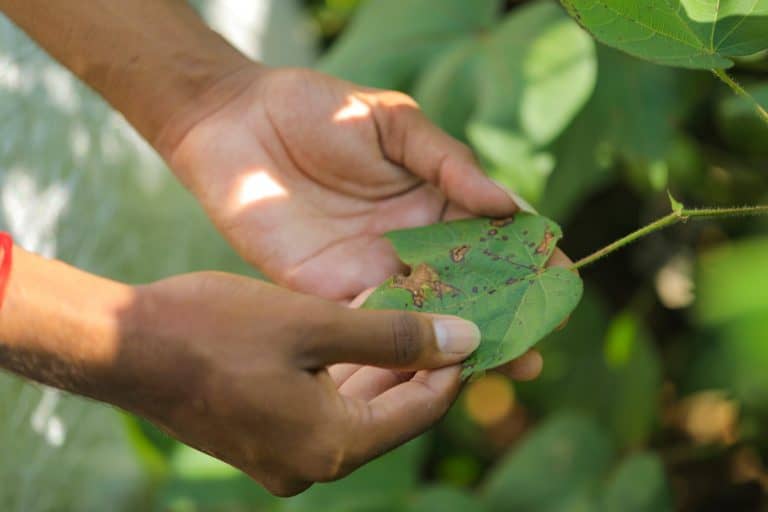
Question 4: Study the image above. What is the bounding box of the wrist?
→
[0,248,139,402]
[154,62,268,162]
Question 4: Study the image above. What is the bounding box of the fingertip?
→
[451,161,519,218]
[348,286,377,308]
[546,248,574,270]
[431,315,481,358]
[496,350,543,381]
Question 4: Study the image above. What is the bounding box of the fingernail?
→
[433,317,481,354]
[490,179,539,214]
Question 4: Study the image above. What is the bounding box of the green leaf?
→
[467,123,555,202]
[363,215,583,378]
[541,45,702,221]
[156,445,277,512]
[482,413,614,512]
[473,1,597,146]
[716,81,768,156]
[690,237,768,412]
[281,437,426,512]
[522,294,662,447]
[417,1,596,204]
[696,236,768,324]
[561,0,768,69]
[600,454,673,512]
[412,39,482,140]
[406,486,487,512]
[318,0,501,89]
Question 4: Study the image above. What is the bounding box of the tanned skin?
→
[0,0,562,495]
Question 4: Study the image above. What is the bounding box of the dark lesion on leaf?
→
[490,216,515,228]
[450,245,470,262]
[536,229,555,255]
[390,263,459,308]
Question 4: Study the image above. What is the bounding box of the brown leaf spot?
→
[391,263,458,307]
[488,229,498,236]
[490,216,515,228]
[536,230,555,255]
[506,278,519,285]
[450,245,470,263]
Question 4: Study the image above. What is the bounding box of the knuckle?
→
[454,141,476,161]
[390,313,428,366]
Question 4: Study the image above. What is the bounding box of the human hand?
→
[117,272,481,496]
[163,65,570,379]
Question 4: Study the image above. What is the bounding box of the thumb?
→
[297,307,481,370]
[370,94,517,217]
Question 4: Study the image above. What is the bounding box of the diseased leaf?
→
[363,214,583,377]
[561,0,768,69]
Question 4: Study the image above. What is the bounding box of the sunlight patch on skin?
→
[235,170,289,207]
[333,95,371,122]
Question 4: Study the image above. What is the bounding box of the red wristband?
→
[0,232,13,310]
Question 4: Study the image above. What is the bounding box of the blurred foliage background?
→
[1,0,768,511]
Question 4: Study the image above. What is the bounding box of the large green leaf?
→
[689,237,768,411]
[600,454,673,512]
[522,293,662,447]
[413,1,596,204]
[716,81,768,157]
[405,486,487,512]
[281,437,426,512]
[696,236,768,324]
[363,215,583,377]
[472,1,597,146]
[481,413,614,512]
[481,414,673,512]
[321,1,596,205]
[541,45,702,221]
[318,0,501,89]
[561,0,768,69]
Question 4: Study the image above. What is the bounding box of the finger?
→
[328,363,362,386]
[547,247,574,270]
[348,287,376,309]
[298,307,480,370]
[493,349,543,381]
[442,202,473,222]
[344,365,462,468]
[338,366,414,401]
[370,96,517,218]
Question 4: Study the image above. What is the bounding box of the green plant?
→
[364,194,768,377]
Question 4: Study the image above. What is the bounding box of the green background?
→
[1,0,767,510]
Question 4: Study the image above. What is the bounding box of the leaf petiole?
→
[570,197,768,271]
[712,68,768,126]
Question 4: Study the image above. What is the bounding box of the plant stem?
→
[571,205,768,271]
[712,68,768,125]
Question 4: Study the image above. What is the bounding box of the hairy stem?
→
[571,204,768,271]
[713,68,768,125]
